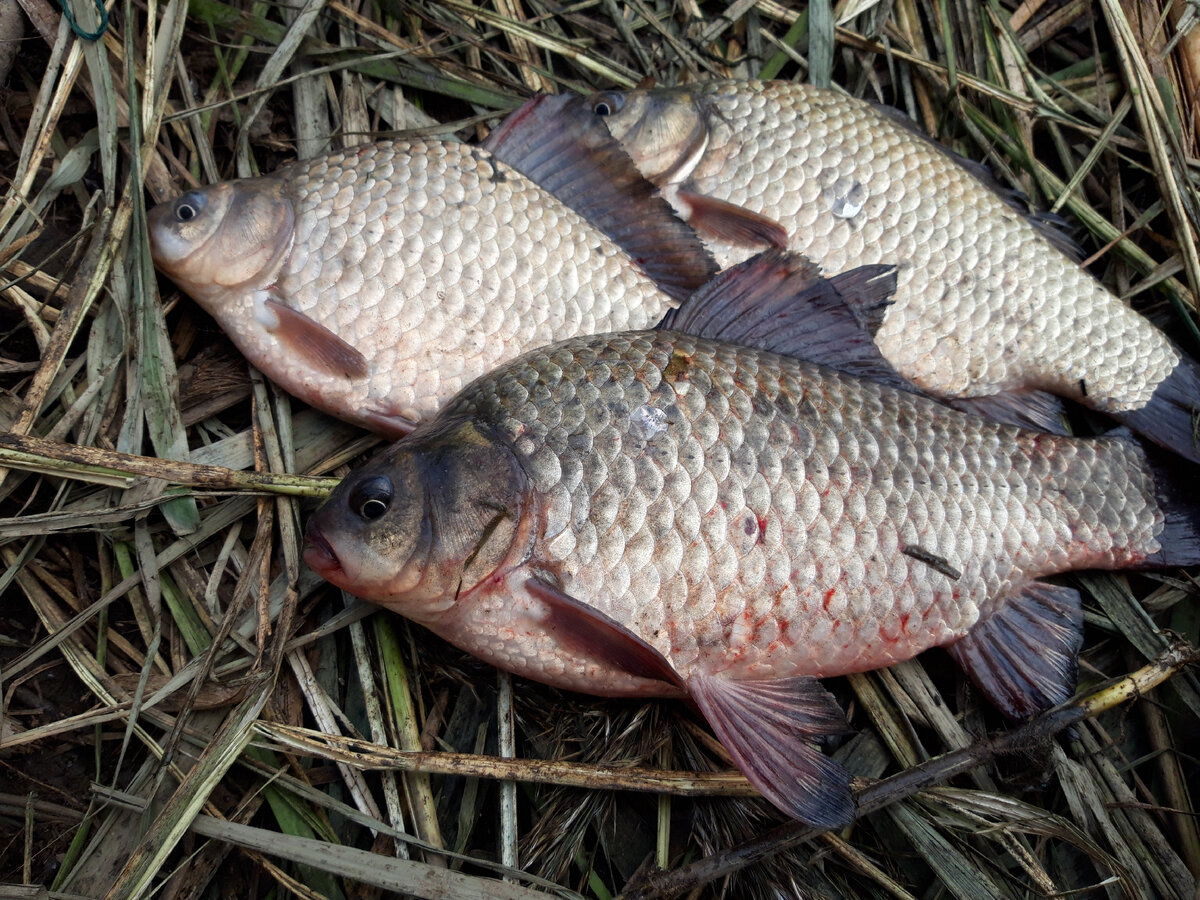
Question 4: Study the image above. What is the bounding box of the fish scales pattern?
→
[456,331,1165,681]
[173,141,678,428]
[623,81,1178,412]
[275,141,671,421]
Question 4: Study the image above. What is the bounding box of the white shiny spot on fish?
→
[629,403,667,440]
[253,291,280,329]
[823,178,867,218]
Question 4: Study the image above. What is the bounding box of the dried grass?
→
[0,0,1197,897]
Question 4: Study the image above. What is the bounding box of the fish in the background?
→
[304,251,1200,828]
[578,78,1200,462]
[148,94,715,437]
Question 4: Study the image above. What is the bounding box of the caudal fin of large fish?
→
[1115,352,1200,464]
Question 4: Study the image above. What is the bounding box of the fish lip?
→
[302,525,341,577]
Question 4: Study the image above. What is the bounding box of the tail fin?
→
[1135,433,1200,567]
[1117,352,1200,465]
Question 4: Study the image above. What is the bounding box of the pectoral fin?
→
[264,298,368,379]
[688,673,854,829]
[361,407,418,440]
[525,576,684,689]
[945,581,1083,719]
[676,190,790,249]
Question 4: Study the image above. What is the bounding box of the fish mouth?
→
[303,524,342,577]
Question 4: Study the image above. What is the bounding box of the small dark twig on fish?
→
[617,640,1198,900]
[901,544,963,580]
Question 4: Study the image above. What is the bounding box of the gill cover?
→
[147,178,296,304]
[305,418,533,618]
[588,87,709,186]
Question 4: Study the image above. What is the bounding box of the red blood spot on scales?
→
[822,589,836,610]
[756,515,768,543]
[900,614,910,631]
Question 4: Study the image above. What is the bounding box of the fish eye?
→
[174,191,205,223]
[590,92,624,117]
[349,475,393,520]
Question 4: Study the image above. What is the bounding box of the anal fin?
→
[264,298,368,380]
[688,673,854,828]
[945,581,1083,719]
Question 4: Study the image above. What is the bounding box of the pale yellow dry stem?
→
[257,720,761,797]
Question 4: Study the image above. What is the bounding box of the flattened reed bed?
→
[0,0,1197,896]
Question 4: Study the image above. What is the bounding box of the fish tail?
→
[1132,433,1200,567]
[1115,352,1200,465]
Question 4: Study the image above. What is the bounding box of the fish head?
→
[147,178,295,306]
[586,87,709,186]
[304,418,534,625]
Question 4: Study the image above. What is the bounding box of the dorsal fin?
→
[484,94,718,304]
[661,249,917,394]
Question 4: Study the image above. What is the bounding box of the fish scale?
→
[444,330,1158,679]
[304,252,1199,827]
[590,79,1200,461]
[687,84,1156,401]
[149,105,716,436]
[285,144,628,402]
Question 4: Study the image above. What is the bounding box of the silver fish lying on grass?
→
[580,78,1200,462]
[148,94,715,437]
[303,251,1200,827]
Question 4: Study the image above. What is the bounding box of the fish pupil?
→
[174,191,205,222]
[591,92,623,116]
[350,475,393,521]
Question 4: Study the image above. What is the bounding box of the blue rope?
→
[60,0,108,41]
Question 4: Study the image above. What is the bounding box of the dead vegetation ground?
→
[0,0,1198,897]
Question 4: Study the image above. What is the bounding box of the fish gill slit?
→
[456,506,512,600]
